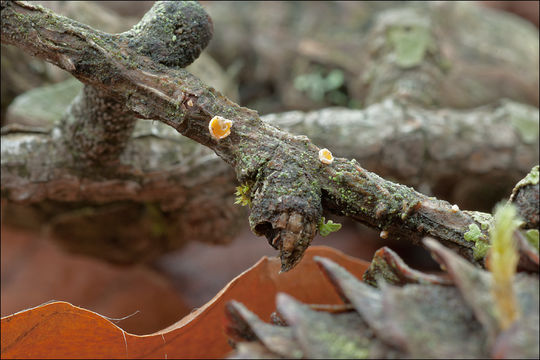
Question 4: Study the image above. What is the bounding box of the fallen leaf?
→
[1,246,369,359]
[1,226,190,335]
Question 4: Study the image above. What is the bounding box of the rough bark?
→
[1,1,538,270]
[509,165,539,230]
[6,93,538,207]
[203,1,539,113]
[1,118,242,263]
[62,85,136,164]
[1,1,238,126]
[2,98,538,263]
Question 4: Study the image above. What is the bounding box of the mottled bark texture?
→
[1,0,233,264]
[203,1,539,113]
[1,1,538,270]
[3,100,538,264]
[62,85,136,164]
[1,119,241,264]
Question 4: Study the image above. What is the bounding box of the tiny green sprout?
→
[464,223,489,260]
[234,184,251,207]
[488,203,522,330]
[318,217,342,236]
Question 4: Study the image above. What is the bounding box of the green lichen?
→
[326,335,369,359]
[469,211,493,231]
[387,25,433,68]
[307,323,370,359]
[507,103,540,144]
[514,165,539,189]
[525,229,539,251]
[318,217,342,236]
[464,223,490,260]
[509,165,539,205]
[234,183,252,207]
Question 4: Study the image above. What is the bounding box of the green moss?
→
[464,223,490,260]
[234,183,252,207]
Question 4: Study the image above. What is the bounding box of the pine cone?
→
[225,236,539,358]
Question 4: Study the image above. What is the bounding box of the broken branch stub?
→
[248,134,323,272]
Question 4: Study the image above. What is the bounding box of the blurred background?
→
[1,1,538,335]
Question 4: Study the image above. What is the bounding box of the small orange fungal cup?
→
[318,148,334,164]
[209,116,233,140]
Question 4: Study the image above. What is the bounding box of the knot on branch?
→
[124,1,213,68]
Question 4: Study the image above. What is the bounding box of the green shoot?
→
[318,217,342,236]
[234,184,251,207]
[488,203,521,330]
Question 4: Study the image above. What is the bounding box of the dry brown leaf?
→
[1,226,191,335]
[1,246,369,359]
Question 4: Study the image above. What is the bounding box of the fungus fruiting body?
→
[451,204,460,213]
[319,148,334,164]
[380,230,389,239]
[209,116,233,140]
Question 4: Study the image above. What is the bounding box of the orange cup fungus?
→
[318,148,334,164]
[209,116,233,140]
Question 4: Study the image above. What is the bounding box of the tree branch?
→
[1,1,538,271]
[3,98,537,263]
